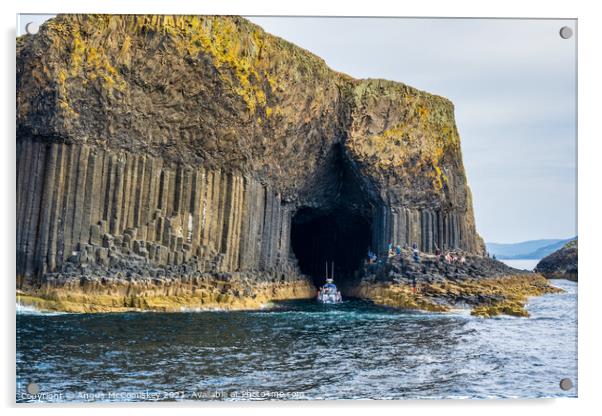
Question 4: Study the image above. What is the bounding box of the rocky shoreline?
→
[17,247,562,317]
[346,248,563,317]
[17,274,315,313]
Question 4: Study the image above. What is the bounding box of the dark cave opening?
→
[291,207,372,290]
[289,143,376,291]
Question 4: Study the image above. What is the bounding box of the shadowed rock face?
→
[536,240,578,281]
[16,15,484,297]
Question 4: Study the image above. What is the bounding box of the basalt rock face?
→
[346,79,482,253]
[16,15,484,309]
[536,240,578,282]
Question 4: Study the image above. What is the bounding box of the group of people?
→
[367,242,468,266]
[387,243,403,258]
[443,252,466,264]
[436,246,467,264]
[366,242,474,295]
[367,242,422,264]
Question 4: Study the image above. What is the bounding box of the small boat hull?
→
[316,286,342,304]
[317,262,342,303]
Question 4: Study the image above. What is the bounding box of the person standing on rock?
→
[386,243,395,259]
[412,276,417,294]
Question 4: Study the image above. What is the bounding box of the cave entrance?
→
[291,207,371,290]
[289,143,376,292]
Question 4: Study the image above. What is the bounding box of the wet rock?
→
[349,247,562,317]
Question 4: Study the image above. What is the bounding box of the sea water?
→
[499,259,540,271]
[16,280,577,402]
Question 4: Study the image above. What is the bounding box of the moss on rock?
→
[17,278,316,313]
[349,273,562,318]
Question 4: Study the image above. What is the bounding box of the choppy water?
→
[16,280,577,402]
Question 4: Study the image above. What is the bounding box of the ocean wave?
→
[16,303,67,316]
[178,306,231,312]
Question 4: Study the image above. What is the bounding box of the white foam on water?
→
[179,303,275,312]
[16,302,66,316]
[178,306,229,312]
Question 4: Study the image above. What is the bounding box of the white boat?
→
[316,262,342,304]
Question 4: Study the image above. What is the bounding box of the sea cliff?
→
[16,15,557,314]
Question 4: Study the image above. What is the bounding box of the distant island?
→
[487,237,577,260]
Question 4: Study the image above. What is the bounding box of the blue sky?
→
[18,15,577,243]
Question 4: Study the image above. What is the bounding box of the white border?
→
[3,1,600,415]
